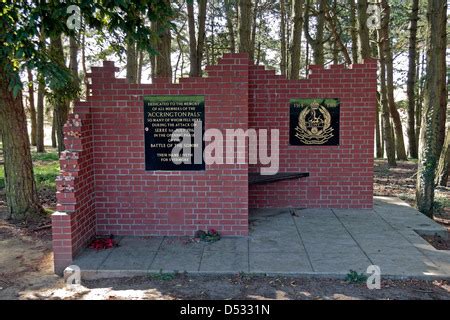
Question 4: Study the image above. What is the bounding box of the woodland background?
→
[0,0,448,223]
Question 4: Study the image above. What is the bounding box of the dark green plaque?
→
[144,95,205,171]
[289,98,340,146]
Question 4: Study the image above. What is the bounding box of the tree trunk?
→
[416,48,426,151]
[137,49,144,84]
[324,3,352,65]
[0,67,42,220]
[126,38,137,84]
[304,0,325,66]
[357,0,370,62]
[154,4,172,79]
[380,0,407,161]
[289,0,304,80]
[188,0,207,77]
[436,127,450,187]
[280,0,287,75]
[51,111,56,149]
[224,0,236,53]
[416,0,447,217]
[255,41,261,65]
[285,0,292,78]
[250,0,259,60]
[238,0,252,55]
[50,35,70,154]
[150,21,157,81]
[380,115,385,155]
[36,31,46,153]
[27,67,37,147]
[36,74,45,153]
[349,0,358,64]
[81,30,89,97]
[406,0,419,159]
[377,23,396,166]
[187,1,198,77]
[69,35,79,111]
[375,92,383,158]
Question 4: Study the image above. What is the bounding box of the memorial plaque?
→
[144,95,205,171]
[289,98,340,146]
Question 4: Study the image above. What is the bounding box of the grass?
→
[149,270,177,281]
[345,270,368,284]
[0,148,59,191]
[434,195,450,215]
[32,152,59,162]
[0,166,4,189]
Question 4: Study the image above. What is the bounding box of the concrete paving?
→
[70,197,450,280]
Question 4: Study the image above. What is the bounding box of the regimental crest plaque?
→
[289,98,340,146]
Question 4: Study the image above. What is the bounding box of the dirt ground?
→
[374,160,450,217]
[0,160,449,300]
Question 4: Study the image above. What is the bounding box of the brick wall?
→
[52,55,250,272]
[248,60,377,209]
[51,54,377,273]
[52,110,95,273]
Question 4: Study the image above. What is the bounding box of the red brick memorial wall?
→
[248,60,377,209]
[51,53,377,273]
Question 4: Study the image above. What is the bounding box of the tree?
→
[380,0,407,161]
[36,74,46,153]
[238,0,252,56]
[153,1,173,78]
[250,0,260,60]
[224,0,236,53]
[349,0,358,64]
[0,65,42,220]
[436,127,450,187]
[0,1,172,220]
[0,3,45,219]
[36,32,46,153]
[49,34,75,154]
[406,0,419,159]
[289,0,304,79]
[416,0,447,216]
[187,0,208,77]
[375,93,383,158]
[304,0,326,65]
[27,67,37,147]
[126,4,138,84]
[280,0,287,75]
[377,6,396,166]
[357,0,370,62]
[126,38,138,83]
[69,35,79,98]
[324,1,352,65]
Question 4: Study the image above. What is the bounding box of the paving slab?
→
[204,237,248,253]
[73,247,115,271]
[200,250,249,273]
[333,202,444,277]
[150,249,203,273]
[293,208,372,273]
[100,250,157,272]
[249,251,313,274]
[71,197,450,280]
[374,196,448,238]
